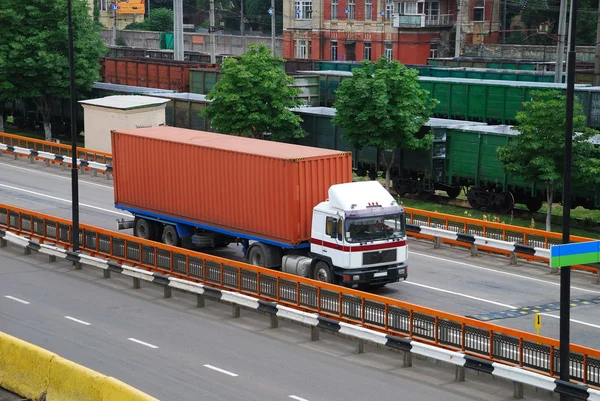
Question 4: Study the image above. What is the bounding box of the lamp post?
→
[559,0,577,397]
[67,0,80,253]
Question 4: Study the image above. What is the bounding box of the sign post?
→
[534,313,542,343]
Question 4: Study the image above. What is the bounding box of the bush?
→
[124,8,173,32]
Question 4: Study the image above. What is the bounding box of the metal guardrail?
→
[1,203,599,389]
[0,132,112,169]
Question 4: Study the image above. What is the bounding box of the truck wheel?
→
[248,245,266,267]
[134,218,156,241]
[162,225,180,247]
[313,261,333,283]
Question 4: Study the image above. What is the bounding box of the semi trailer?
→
[112,126,408,287]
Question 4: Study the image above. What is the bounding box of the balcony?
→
[391,13,453,28]
[292,18,313,30]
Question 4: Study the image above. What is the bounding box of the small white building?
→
[79,95,170,153]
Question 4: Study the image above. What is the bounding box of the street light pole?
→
[67,0,80,253]
[560,0,577,397]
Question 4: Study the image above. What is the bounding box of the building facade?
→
[90,0,145,30]
[283,0,500,64]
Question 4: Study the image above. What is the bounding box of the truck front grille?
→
[362,249,396,265]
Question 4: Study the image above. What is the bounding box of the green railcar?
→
[431,125,600,212]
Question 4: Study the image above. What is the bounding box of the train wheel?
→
[526,198,543,213]
[445,187,462,199]
[496,192,515,214]
[467,189,481,210]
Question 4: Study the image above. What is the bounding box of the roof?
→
[326,181,399,213]
[79,95,170,110]
[112,126,350,160]
[299,70,593,89]
[92,82,176,94]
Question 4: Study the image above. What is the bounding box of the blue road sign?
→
[550,241,600,268]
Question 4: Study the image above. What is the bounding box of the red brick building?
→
[283,0,501,65]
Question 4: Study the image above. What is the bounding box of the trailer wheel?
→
[134,218,156,241]
[162,225,180,247]
[248,245,266,267]
[313,261,333,284]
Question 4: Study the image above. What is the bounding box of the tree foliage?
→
[0,0,106,140]
[497,90,600,231]
[332,57,437,190]
[203,43,305,140]
[125,8,174,31]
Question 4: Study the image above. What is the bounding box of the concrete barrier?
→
[47,356,104,401]
[0,331,159,401]
[0,331,55,400]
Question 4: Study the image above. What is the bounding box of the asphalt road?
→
[2,156,600,351]
[0,246,556,401]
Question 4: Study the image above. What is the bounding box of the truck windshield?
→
[344,213,406,243]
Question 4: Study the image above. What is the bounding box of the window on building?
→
[99,0,107,11]
[430,43,439,58]
[425,1,439,17]
[473,0,485,21]
[385,0,393,19]
[299,40,307,59]
[331,0,338,19]
[348,0,355,19]
[365,0,372,20]
[402,2,417,14]
[364,42,371,60]
[384,43,393,60]
[308,41,312,59]
[294,0,312,19]
[331,41,338,60]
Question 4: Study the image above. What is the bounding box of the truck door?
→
[324,216,345,267]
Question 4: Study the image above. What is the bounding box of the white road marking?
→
[0,161,112,189]
[203,364,239,377]
[404,281,600,329]
[411,251,600,294]
[404,281,516,308]
[0,183,130,217]
[4,295,30,304]
[289,396,310,401]
[64,316,91,326]
[127,338,159,349]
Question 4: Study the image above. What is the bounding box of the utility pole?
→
[455,0,462,58]
[67,0,80,253]
[503,0,507,44]
[594,0,600,86]
[174,0,184,60]
[240,0,245,53]
[555,0,568,83]
[210,0,216,63]
[565,0,574,83]
[112,3,117,46]
[271,0,276,56]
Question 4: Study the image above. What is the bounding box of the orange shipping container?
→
[102,57,218,92]
[111,127,352,246]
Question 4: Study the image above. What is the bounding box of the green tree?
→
[497,90,600,231]
[332,57,437,191]
[0,0,106,141]
[125,8,174,31]
[203,43,304,140]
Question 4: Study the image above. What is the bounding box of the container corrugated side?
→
[111,131,352,246]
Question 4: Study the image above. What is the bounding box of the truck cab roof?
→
[315,181,404,218]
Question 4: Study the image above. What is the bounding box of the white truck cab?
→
[308,180,408,287]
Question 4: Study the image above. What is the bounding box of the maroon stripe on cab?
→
[310,238,406,252]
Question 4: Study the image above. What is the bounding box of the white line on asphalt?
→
[203,364,239,377]
[0,183,130,217]
[540,314,600,329]
[64,316,91,326]
[289,396,310,401]
[404,281,516,308]
[411,251,600,294]
[127,338,159,349]
[405,281,600,329]
[4,295,30,304]
[0,162,112,189]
